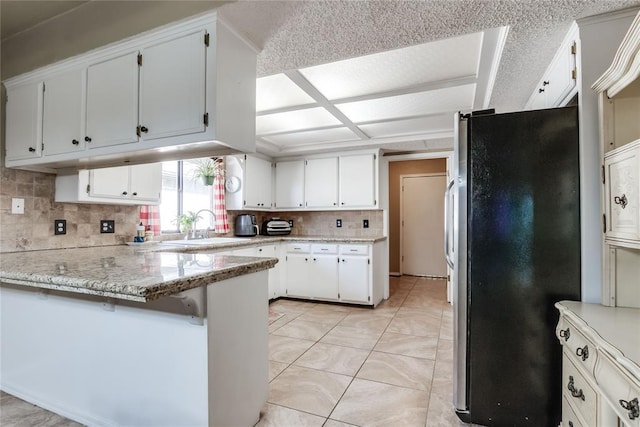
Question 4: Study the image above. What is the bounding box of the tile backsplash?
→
[0,167,138,253]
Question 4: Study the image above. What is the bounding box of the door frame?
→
[399,172,447,277]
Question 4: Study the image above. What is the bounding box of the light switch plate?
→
[11,198,24,214]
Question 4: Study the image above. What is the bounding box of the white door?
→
[401,174,447,277]
[339,153,376,208]
[43,69,85,156]
[305,157,338,208]
[129,163,162,202]
[275,160,305,209]
[86,52,139,148]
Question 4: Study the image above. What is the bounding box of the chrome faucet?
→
[193,209,216,239]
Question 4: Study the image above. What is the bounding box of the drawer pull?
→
[567,376,585,401]
[575,345,589,361]
[559,327,570,341]
[620,398,639,420]
[614,194,628,209]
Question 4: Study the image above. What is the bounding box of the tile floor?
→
[0,276,473,427]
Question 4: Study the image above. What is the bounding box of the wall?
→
[388,159,447,273]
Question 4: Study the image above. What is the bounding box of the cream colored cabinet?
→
[86,52,139,148]
[139,29,206,141]
[275,160,305,209]
[5,82,43,161]
[604,140,640,245]
[526,23,578,110]
[42,68,86,156]
[339,153,377,208]
[305,157,339,208]
[54,163,161,204]
[244,155,273,209]
[338,244,372,304]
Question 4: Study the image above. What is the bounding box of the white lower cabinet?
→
[256,244,281,300]
[284,252,311,299]
[338,245,371,304]
[310,244,339,301]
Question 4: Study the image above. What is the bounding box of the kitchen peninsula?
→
[0,245,277,426]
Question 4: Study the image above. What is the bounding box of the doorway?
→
[400,173,447,277]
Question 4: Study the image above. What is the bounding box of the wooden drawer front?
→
[563,355,598,427]
[563,395,585,427]
[311,244,338,255]
[558,319,597,375]
[595,352,640,427]
[604,140,640,243]
[340,244,369,256]
[286,243,310,253]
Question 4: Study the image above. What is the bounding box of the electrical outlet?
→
[54,220,66,235]
[101,220,115,234]
[288,219,294,227]
[363,219,369,228]
[336,219,342,228]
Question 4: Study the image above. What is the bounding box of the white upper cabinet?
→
[305,157,338,208]
[339,153,377,208]
[4,12,256,171]
[5,82,43,161]
[128,163,163,201]
[42,69,86,156]
[244,155,273,209]
[139,30,206,141]
[275,160,305,209]
[86,52,139,148]
[90,166,130,198]
[526,23,578,110]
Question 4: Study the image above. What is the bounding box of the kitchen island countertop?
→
[0,245,277,302]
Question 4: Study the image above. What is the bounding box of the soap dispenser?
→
[135,222,145,242]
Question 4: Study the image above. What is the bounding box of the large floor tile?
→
[296,310,348,326]
[338,312,392,333]
[0,391,82,427]
[268,365,352,417]
[374,331,438,360]
[320,325,383,350]
[356,351,435,391]
[324,419,358,427]
[269,334,316,363]
[256,403,325,427]
[272,319,334,341]
[387,315,441,337]
[294,342,369,376]
[269,360,289,381]
[330,378,429,427]
[436,339,453,362]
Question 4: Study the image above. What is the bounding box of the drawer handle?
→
[28,147,36,152]
[349,249,358,252]
[567,376,585,401]
[559,327,570,341]
[614,194,628,209]
[575,345,589,361]
[620,398,639,420]
[321,248,328,251]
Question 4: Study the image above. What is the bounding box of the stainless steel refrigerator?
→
[447,106,581,426]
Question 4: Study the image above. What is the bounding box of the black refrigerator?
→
[448,106,581,426]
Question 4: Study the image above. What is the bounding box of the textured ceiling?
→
[220,0,640,112]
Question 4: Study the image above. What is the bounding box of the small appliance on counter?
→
[261,218,292,236]
[234,214,259,237]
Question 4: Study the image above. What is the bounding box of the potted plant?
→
[193,158,222,186]
[173,211,202,237]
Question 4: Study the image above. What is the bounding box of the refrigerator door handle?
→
[444,179,455,268]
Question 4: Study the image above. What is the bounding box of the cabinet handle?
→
[341,202,345,205]
[341,259,345,262]
[313,258,316,261]
[299,203,302,207]
[538,88,545,93]
[139,126,149,133]
[305,258,308,261]
[614,194,628,209]
[559,327,570,341]
[567,376,585,401]
[122,191,128,196]
[575,345,589,361]
[333,202,337,205]
[568,422,573,427]
[132,192,138,196]
[84,136,92,142]
[619,398,639,420]
[72,139,79,145]
[543,80,550,86]
[28,147,36,152]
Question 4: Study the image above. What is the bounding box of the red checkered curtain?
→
[139,205,161,234]
[213,158,230,233]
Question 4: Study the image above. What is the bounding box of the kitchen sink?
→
[161,237,250,246]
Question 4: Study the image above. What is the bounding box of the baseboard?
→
[389,272,401,277]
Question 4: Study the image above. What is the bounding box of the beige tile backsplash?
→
[0,165,383,253]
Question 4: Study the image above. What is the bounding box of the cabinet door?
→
[90,166,130,198]
[43,69,85,156]
[545,41,576,107]
[310,254,339,300]
[257,245,280,299]
[129,163,162,202]
[86,52,139,148]
[244,156,272,208]
[5,83,43,160]
[275,160,305,209]
[338,256,370,303]
[339,153,376,208]
[285,254,310,298]
[305,157,338,208]
[604,142,640,243]
[139,29,206,140]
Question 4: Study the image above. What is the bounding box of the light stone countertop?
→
[0,245,277,302]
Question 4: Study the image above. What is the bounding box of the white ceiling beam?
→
[257,124,346,138]
[474,26,509,110]
[284,70,370,140]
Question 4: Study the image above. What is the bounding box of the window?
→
[160,158,216,232]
